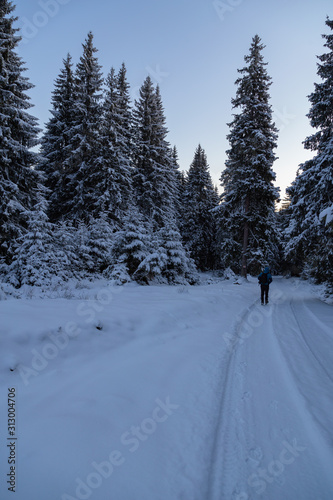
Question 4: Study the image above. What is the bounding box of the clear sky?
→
[15,0,332,201]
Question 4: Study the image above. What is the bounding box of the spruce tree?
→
[76,215,114,275]
[0,0,40,263]
[39,53,75,222]
[156,224,197,284]
[132,77,178,228]
[6,187,65,287]
[171,145,186,225]
[63,32,104,223]
[319,205,333,291]
[131,78,195,282]
[53,221,80,279]
[114,63,133,163]
[182,145,219,270]
[275,195,293,274]
[96,64,133,223]
[218,35,280,277]
[107,209,151,283]
[286,17,333,285]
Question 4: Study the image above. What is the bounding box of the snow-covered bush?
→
[5,198,68,288]
[103,263,131,285]
[104,211,151,283]
[157,226,198,284]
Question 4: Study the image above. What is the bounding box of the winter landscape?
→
[1,0,333,499]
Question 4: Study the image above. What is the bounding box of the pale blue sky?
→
[15,0,332,200]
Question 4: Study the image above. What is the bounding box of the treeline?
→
[0,1,332,292]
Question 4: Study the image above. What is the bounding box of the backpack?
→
[259,273,268,285]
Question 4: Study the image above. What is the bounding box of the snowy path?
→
[207,278,333,500]
[0,277,332,500]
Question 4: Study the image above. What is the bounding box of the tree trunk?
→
[241,196,250,278]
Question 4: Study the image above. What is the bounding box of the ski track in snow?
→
[207,278,333,500]
[0,277,332,500]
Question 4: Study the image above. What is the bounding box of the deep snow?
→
[0,276,332,500]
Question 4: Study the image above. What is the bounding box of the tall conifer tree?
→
[182,145,219,270]
[125,77,194,283]
[115,63,133,161]
[171,145,185,224]
[218,35,280,276]
[0,0,40,263]
[96,64,133,223]
[286,18,333,285]
[63,32,104,222]
[132,77,178,228]
[40,53,75,222]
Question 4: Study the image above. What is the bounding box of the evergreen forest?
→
[0,2,332,294]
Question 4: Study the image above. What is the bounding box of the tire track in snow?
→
[267,292,333,491]
[302,300,333,339]
[206,299,259,500]
[289,300,333,383]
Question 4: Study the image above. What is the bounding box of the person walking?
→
[258,266,272,305]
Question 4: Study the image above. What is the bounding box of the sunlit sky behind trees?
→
[15,0,332,203]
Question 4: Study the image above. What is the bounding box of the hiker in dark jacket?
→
[258,267,272,305]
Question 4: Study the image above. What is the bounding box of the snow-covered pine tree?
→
[0,0,40,264]
[6,186,66,288]
[285,17,333,285]
[114,62,133,166]
[95,64,133,223]
[156,224,198,284]
[171,145,186,224]
[62,32,104,223]
[69,214,114,276]
[133,227,167,284]
[276,195,293,275]
[182,145,219,270]
[131,78,194,282]
[105,208,152,284]
[319,205,333,291]
[218,35,280,277]
[132,77,179,228]
[39,53,75,222]
[53,220,81,278]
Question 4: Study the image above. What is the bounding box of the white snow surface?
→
[0,276,333,500]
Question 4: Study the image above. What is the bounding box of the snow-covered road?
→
[0,277,332,500]
[207,278,333,500]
